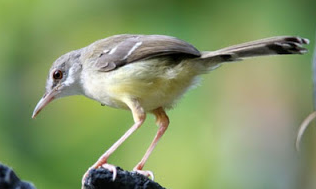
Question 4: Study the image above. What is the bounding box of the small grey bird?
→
[32,34,309,185]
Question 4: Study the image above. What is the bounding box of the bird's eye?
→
[53,70,63,80]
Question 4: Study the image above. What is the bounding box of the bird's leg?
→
[133,107,169,179]
[82,99,146,186]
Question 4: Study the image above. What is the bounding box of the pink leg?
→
[92,118,145,167]
[133,107,169,179]
[82,100,146,186]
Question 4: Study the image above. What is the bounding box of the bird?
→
[32,34,309,185]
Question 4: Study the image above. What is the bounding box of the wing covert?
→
[90,35,201,72]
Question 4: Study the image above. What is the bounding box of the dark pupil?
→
[53,70,63,79]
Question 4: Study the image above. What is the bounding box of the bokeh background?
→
[0,0,315,188]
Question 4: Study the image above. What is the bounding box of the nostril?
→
[42,93,48,98]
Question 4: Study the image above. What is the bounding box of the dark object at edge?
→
[83,167,166,189]
[0,163,36,189]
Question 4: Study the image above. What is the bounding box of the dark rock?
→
[0,163,36,189]
[83,167,166,189]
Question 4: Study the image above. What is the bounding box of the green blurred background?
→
[0,0,315,188]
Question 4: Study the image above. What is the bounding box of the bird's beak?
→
[32,87,61,119]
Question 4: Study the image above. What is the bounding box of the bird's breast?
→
[81,58,200,111]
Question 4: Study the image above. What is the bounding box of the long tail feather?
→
[200,36,309,63]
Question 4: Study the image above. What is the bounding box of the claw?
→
[134,169,155,180]
[101,163,117,181]
[81,163,117,188]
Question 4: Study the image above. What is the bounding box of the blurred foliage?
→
[0,0,315,188]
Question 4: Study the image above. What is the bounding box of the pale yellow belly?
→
[82,58,200,111]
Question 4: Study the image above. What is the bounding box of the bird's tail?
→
[195,36,309,72]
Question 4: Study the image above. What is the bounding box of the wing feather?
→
[87,34,201,72]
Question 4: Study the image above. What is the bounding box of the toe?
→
[82,167,93,186]
[82,163,117,187]
[133,169,155,180]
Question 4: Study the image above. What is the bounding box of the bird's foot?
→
[101,163,117,180]
[133,168,155,180]
[82,163,117,186]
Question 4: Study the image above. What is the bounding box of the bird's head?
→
[32,50,83,118]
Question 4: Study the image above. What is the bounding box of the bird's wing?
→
[89,34,201,72]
